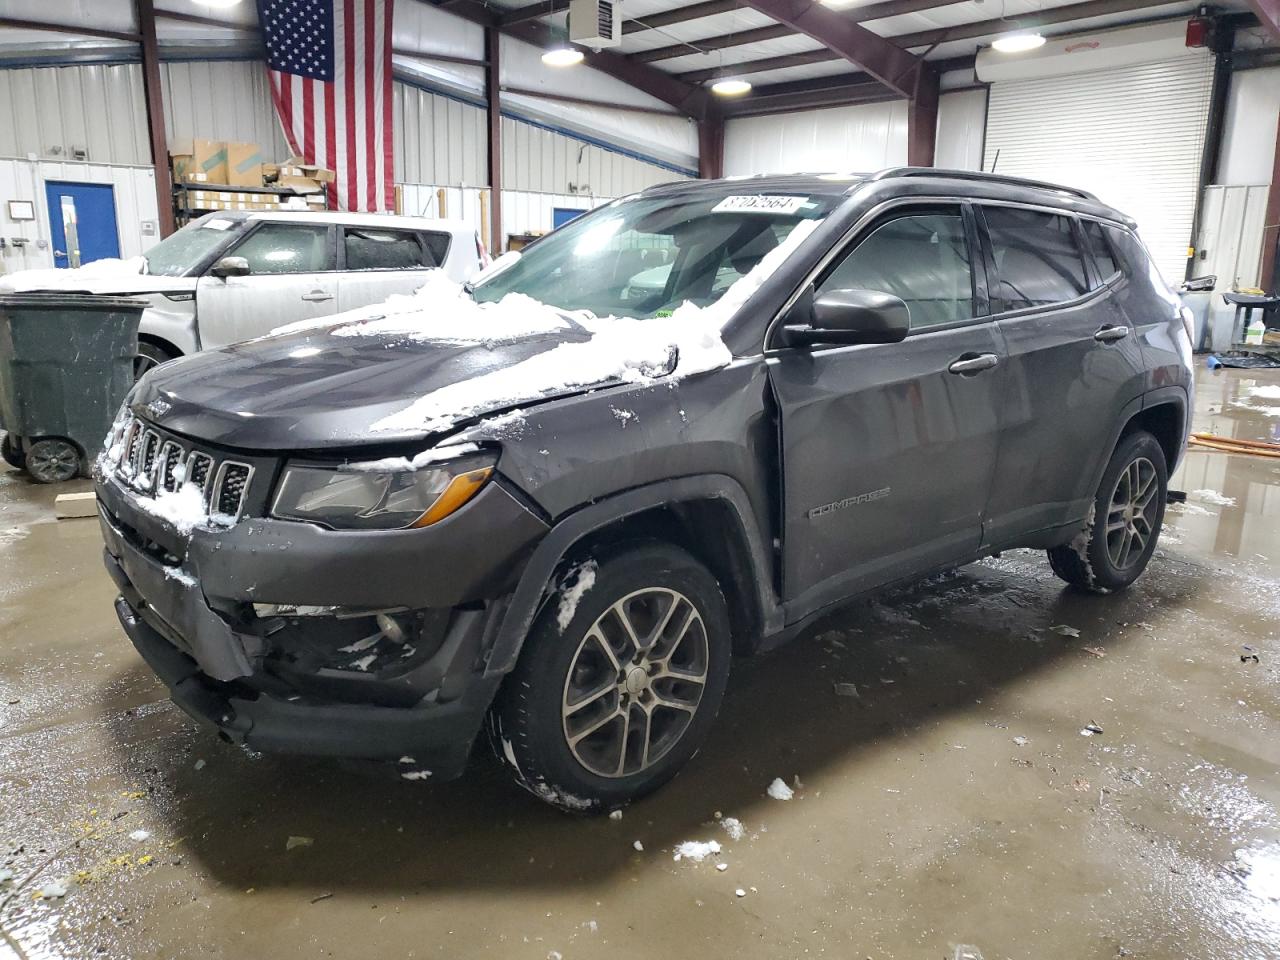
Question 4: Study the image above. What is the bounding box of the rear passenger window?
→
[422,231,451,267]
[984,207,1089,311]
[1081,219,1119,282]
[343,228,430,271]
[818,211,973,329]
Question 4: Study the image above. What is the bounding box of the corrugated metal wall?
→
[397,182,614,247]
[0,157,160,274]
[394,83,488,187]
[723,100,909,176]
[0,61,684,196]
[500,116,679,197]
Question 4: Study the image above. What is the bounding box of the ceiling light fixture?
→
[991,31,1046,53]
[542,45,585,66]
[710,77,752,97]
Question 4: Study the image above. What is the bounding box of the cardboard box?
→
[170,139,227,185]
[226,141,269,187]
[264,156,336,194]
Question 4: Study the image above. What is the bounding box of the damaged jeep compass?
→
[95,169,1193,811]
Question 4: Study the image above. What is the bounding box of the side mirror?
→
[210,256,250,279]
[1180,275,1216,293]
[784,288,910,347]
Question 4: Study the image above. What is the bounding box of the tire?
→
[25,437,83,484]
[135,341,176,381]
[1048,430,1167,592]
[1,433,24,469]
[492,541,732,813]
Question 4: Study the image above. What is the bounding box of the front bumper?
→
[96,465,548,778]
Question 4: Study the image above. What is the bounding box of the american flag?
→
[258,0,395,212]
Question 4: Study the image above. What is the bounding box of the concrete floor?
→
[1,367,1278,960]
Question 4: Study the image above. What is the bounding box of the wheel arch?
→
[137,331,183,361]
[1126,389,1188,473]
[485,475,780,676]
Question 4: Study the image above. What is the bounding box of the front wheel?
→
[493,542,732,812]
[1048,430,1167,592]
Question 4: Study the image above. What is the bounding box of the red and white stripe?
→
[266,0,395,213]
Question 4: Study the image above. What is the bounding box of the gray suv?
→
[94,168,1193,811]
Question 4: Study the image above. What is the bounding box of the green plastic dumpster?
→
[0,293,145,483]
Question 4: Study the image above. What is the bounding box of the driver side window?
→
[228,224,331,275]
[817,209,974,329]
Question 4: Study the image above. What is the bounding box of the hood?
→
[131,324,596,451]
[0,256,196,297]
[75,275,197,296]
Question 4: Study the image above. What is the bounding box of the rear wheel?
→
[493,542,732,812]
[1,433,24,470]
[1048,430,1167,592]
[25,438,82,484]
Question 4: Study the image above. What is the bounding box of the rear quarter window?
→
[984,206,1089,311]
[1082,219,1120,283]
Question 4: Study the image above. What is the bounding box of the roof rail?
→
[870,167,1098,202]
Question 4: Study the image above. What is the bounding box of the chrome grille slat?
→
[212,461,253,521]
[185,452,214,498]
[158,441,184,493]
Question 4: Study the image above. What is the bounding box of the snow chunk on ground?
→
[0,257,146,293]
[673,839,721,862]
[38,879,70,899]
[1189,488,1236,507]
[1250,385,1280,400]
[556,560,597,633]
[129,829,150,842]
[766,777,794,801]
[720,817,745,841]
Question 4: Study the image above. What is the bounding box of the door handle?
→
[301,290,334,303]
[1094,325,1129,343]
[53,249,66,257]
[948,353,1000,375]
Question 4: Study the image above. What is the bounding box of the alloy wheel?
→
[561,588,709,779]
[1105,456,1158,570]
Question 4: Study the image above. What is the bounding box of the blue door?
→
[45,181,121,268]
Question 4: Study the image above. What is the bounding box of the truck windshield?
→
[471,193,835,319]
[144,218,242,277]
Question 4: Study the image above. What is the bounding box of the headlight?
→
[271,454,496,530]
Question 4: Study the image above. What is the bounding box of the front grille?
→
[110,415,257,526]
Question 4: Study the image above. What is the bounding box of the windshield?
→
[143,217,241,277]
[472,192,835,319]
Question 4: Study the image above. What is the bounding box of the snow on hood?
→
[0,256,151,294]
[267,269,571,345]
[271,218,821,436]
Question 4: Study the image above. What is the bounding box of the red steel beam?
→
[486,27,503,253]
[1245,0,1280,41]
[135,0,175,238]
[1261,108,1280,291]
[0,16,140,43]
[717,0,922,97]
[906,63,939,166]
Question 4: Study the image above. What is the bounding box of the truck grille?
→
[114,416,255,523]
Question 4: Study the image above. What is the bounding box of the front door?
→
[45,181,120,268]
[770,204,1006,616]
[195,222,337,348]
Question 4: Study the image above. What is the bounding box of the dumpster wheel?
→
[1,433,24,470]
[26,438,82,484]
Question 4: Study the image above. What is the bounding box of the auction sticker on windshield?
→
[713,195,809,215]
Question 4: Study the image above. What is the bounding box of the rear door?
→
[978,205,1147,545]
[195,221,337,348]
[336,226,449,311]
[770,203,1006,615]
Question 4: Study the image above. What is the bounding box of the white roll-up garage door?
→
[982,55,1214,284]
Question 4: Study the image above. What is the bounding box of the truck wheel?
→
[25,438,82,484]
[1,433,24,469]
[1048,430,1167,592]
[135,342,176,380]
[493,542,732,813]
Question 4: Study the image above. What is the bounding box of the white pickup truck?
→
[37,211,487,376]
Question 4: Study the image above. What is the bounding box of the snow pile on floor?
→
[766,777,794,801]
[362,219,822,435]
[1250,385,1280,400]
[719,817,745,841]
[1189,488,1237,507]
[673,839,722,862]
[0,256,147,293]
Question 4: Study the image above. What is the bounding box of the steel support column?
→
[136,0,175,238]
[485,27,503,254]
[698,111,725,179]
[1261,110,1280,292]
[906,64,939,167]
